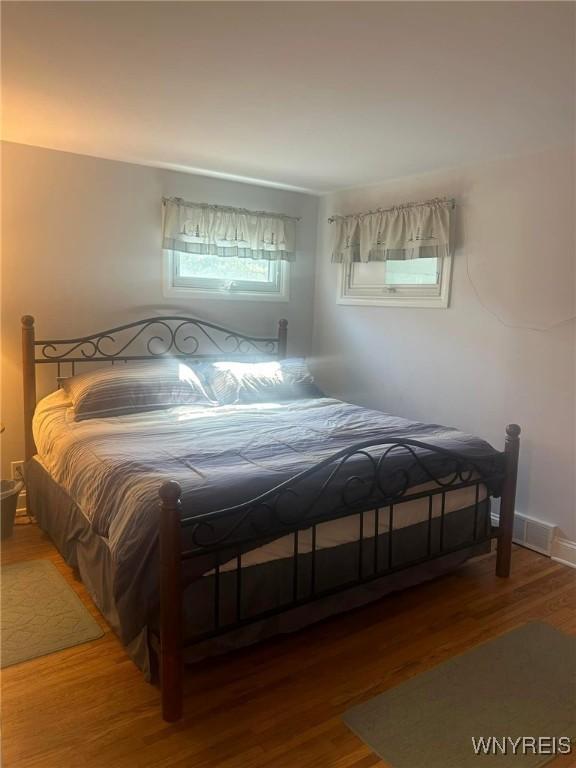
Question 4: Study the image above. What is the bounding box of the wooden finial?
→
[159,480,182,506]
[506,424,521,439]
[21,315,35,329]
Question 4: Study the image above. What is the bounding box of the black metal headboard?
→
[21,314,288,460]
[30,315,287,365]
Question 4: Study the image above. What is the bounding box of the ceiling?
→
[2,2,574,193]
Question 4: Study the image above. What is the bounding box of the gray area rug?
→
[1,559,103,667]
[343,623,576,768]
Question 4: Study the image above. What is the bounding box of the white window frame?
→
[163,250,290,302]
[337,252,452,308]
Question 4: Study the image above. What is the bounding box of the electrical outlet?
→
[10,460,24,481]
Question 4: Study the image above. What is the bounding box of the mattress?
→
[210,484,486,574]
[31,390,500,650]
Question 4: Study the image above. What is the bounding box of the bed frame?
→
[21,314,520,722]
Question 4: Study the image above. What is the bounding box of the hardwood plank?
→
[2,526,574,768]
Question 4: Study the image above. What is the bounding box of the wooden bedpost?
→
[496,424,521,578]
[159,480,184,722]
[22,316,37,462]
[278,318,288,359]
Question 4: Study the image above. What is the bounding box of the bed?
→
[21,314,520,721]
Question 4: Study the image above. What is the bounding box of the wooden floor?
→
[2,523,575,768]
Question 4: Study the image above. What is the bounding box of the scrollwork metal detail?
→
[183,438,504,551]
[36,316,279,363]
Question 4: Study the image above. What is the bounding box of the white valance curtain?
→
[162,198,297,261]
[330,198,453,263]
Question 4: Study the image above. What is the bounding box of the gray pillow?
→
[206,358,320,405]
[62,360,213,420]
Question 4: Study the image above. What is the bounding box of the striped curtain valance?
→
[162,198,297,261]
[330,198,453,264]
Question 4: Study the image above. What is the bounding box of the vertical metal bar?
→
[427,495,433,555]
[214,554,220,630]
[236,553,242,622]
[388,505,394,569]
[473,482,480,542]
[57,362,61,387]
[439,492,446,551]
[310,525,317,597]
[293,530,299,601]
[373,508,379,574]
[358,511,364,579]
[71,361,76,376]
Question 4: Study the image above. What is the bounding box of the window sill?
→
[163,284,290,303]
[337,294,449,308]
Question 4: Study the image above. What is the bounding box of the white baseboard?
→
[551,537,576,569]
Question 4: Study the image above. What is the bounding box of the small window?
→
[164,251,289,301]
[338,253,452,308]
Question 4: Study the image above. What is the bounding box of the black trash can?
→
[1,479,24,539]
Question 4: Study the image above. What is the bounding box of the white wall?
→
[3,141,574,541]
[1,142,318,475]
[312,147,575,540]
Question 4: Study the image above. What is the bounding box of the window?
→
[330,197,453,308]
[164,251,289,301]
[162,197,296,301]
[338,252,452,308]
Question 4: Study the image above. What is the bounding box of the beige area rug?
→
[1,559,103,667]
[343,622,576,768]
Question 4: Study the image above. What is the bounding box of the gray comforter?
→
[33,391,501,644]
